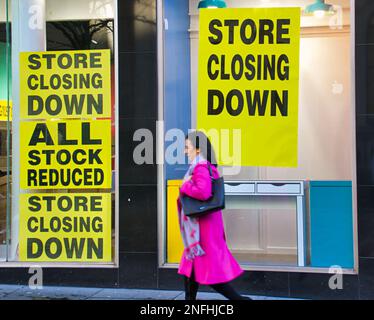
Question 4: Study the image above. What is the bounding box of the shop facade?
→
[0,0,373,299]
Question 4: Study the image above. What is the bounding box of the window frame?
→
[157,0,359,275]
[0,0,120,268]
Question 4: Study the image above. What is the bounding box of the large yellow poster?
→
[19,193,112,262]
[197,8,300,167]
[19,50,113,262]
[20,50,111,119]
[20,119,112,190]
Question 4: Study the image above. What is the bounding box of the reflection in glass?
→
[0,0,11,261]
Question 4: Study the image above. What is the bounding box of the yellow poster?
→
[0,100,12,121]
[197,8,300,167]
[19,193,112,262]
[20,120,112,190]
[20,50,111,120]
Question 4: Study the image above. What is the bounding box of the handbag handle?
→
[207,163,222,184]
[207,163,214,180]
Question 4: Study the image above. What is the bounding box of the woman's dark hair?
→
[186,131,218,167]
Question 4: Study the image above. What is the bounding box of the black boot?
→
[184,276,199,300]
[211,282,252,300]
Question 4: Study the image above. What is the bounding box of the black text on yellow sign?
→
[197,8,300,167]
[20,120,112,190]
[0,100,12,121]
[19,193,112,262]
[20,50,111,120]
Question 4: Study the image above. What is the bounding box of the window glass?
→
[1,0,117,265]
[164,0,354,269]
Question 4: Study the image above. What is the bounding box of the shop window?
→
[161,0,357,272]
[0,0,118,266]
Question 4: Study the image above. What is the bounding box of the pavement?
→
[0,284,298,300]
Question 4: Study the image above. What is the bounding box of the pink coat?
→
[177,161,244,285]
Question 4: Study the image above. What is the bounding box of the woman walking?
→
[177,131,250,301]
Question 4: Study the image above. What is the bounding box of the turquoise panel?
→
[309,181,354,268]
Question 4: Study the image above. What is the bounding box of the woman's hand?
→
[180,177,192,195]
[179,164,212,201]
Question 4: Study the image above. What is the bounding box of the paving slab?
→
[90,289,183,300]
[5,286,103,300]
[1,295,35,300]
[0,285,22,296]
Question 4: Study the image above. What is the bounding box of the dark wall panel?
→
[118,117,157,185]
[356,0,374,298]
[118,52,157,119]
[289,273,359,300]
[119,253,158,288]
[119,185,157,253]
[116,0,159,287]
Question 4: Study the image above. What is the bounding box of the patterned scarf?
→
[178,154,206,260]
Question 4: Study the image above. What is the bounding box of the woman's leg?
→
[210,282,251,300]
[184,269,199,300]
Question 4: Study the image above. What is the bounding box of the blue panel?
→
[310,181,352,188]
[164,0,191,180]
[309,181,354,268]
